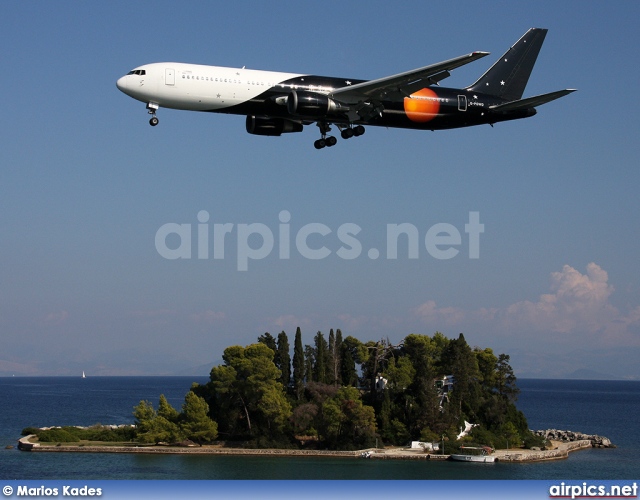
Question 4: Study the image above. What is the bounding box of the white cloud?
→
[411,263,640,346]
[44,310,69,325]
[336,313,370,331]
[130,309,176,318]
[502,263,617,334]
[270,314,313,332]
[190,310,226,324]
[412,300,466,326]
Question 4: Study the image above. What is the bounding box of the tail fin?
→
[466,28,547,101]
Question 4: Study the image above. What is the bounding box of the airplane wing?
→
[330,51,490,103]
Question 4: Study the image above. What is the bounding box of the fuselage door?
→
[458,95,467,112]
[165,68,175,86]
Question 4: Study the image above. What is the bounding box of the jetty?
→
[17,427,614,463]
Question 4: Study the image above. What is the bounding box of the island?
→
[17,330,615,462]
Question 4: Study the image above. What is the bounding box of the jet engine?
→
[287,90,349,118]
[246,116,304,136]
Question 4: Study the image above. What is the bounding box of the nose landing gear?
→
[146,102,159,126]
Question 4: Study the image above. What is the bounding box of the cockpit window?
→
[127,70,146,76]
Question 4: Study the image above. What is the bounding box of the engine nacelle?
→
[287,90,349,118]
[246,115,303,136]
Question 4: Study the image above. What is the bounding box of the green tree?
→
[384,356,415,391]
[361,340,384,394]
[320,386,377,449]
[158,394,180,423]
[291,402,318,436]
[340,343,357,387]
[496,354,519,402]
[402,334,441,436]
[502,421,521,449]
[313,331,329,384]
[327,329,339,386]
[276,330,291,388]
[440,333,481,422]
[180,391,218,444]
[133,400,156,435]
[333,329,343,386]
[304,345,315,385]
[474,347,498,389]
[341,335,367,387]
[133,398,183,444]
[206,343,291,438]
[292,327,305,398]
[258,332,277,354]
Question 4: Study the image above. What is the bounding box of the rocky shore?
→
[532,429,615,448]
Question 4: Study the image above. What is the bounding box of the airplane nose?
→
[116,76,127,91]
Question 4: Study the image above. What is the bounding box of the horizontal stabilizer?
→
[489,89,577,112]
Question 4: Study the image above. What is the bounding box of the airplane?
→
[116,28,575,149]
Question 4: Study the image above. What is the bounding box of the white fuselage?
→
[116,62,332,112]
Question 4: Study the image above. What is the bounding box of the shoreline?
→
[17,436,596,463]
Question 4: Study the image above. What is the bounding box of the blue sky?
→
[1,1,639,378]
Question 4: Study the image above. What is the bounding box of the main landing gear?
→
[314,122,336,149]
[341,125,365,140]
[314,123,365,149]
[147,102,159,126]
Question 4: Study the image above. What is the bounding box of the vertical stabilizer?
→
[466,28,547,101]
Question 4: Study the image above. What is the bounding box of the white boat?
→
[450,446,495,463]
[82,371,86,378]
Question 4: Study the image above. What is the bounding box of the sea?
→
[1,377,638,480]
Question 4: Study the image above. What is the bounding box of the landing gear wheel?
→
[146,102,160,127]
[353,125,365,136]
[314,122,336,149]
[341,128,355,140]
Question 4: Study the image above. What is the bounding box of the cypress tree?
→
[332,329,343,386]
[292,327,305,398]
[313,331,329,384]
[328,328,342,387]
[276,330,291,388]
[304,345,315,384]
[328,329,336,386]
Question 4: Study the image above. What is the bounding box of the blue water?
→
[1,377,638,479]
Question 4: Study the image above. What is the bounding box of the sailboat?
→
[82,371,86,379]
